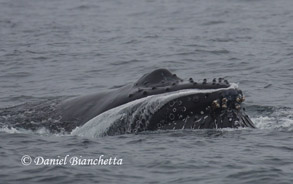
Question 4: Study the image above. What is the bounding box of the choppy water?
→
[0,0,293,183]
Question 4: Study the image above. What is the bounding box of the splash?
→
[252,107,293,131]
[0,125,52,135]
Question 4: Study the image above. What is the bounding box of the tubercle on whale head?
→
[128,68,231,99]
[135,69,182,88]
[138,68,230,86]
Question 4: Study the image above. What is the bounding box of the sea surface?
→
[0,0,293,183]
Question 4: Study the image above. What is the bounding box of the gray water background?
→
[0,0,293,183]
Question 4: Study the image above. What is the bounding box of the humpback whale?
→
[0,69,255,135]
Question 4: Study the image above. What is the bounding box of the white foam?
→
[252,108,293,131]
[0,125,47,135]
[0,126,22,134]
[71,83,239,138]
[0,124,66,136]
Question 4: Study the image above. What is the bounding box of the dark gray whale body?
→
[58,68,255,134]
[0,69,255,135]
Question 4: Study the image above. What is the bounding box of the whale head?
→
[68,68,256,137]
[125,69,255,133]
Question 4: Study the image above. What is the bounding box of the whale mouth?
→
[72,83,255,137]
[147,86,255,131]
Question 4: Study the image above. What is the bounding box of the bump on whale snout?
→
[135,68,182,88]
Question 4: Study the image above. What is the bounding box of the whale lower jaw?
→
[149,100,254,130]
[72,84,255,137]
[147,88,255,131]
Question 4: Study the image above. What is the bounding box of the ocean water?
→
[0,0,293,183]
